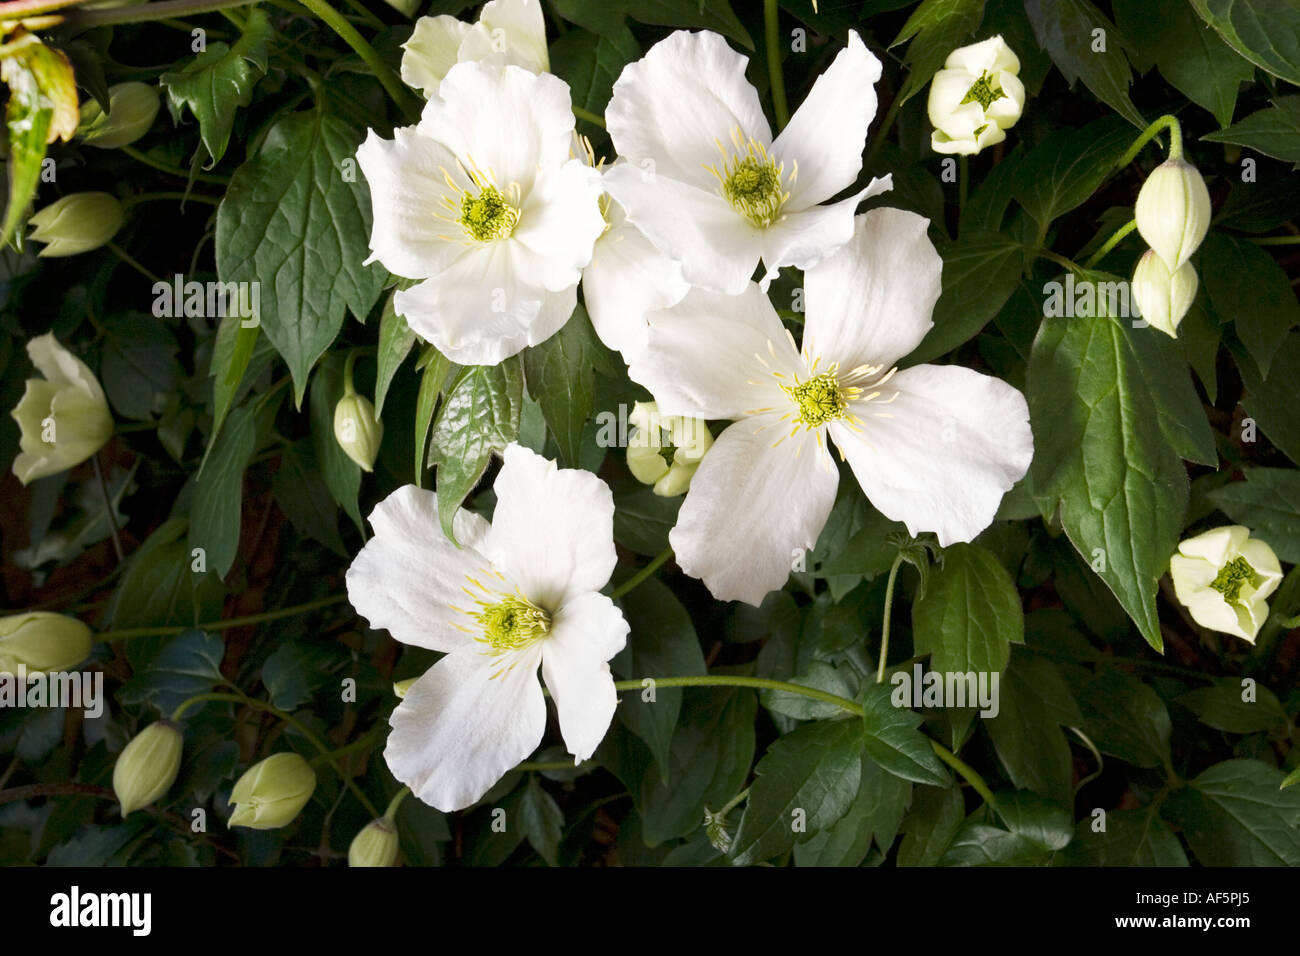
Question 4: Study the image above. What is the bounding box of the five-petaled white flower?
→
[626,208,1034,605]
[401,0,549,99]
[357,61,605,367]
[927,35,1024,156]
[602,29,891,295]
[346,444,629,811]
[1170,525,1283,643]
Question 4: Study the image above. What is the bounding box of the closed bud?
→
[348,817,400,867]
[113,721,184,816]
[1131,250,1197,337]
[28,192,125,257]
[76,82,160,149]
[1135,159,1211,271]
[228,752,317,829]
[626,401,713,497]
[334,393,383,472]
[10,333,114,484]
[0,611,93,673]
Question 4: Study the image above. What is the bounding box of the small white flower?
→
[357,62,605,366]
[927,36,1025,156]
[626,208,1033,605]
[401,0,549,99]
[603,29,891,295]
[346,444,629,811]
[1170,525,1283,643]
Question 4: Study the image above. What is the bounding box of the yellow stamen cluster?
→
[436,158,521,243]
[450,569,552,671]
[706,130,795,229]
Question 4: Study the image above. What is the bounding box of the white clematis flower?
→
[1170,525,1283,643]
[927,35,1025,156]
[627,208,1033,605]
[401,0,549,99]
[603,29,891,295]
[346,444,629,811]
[357,62,605,366]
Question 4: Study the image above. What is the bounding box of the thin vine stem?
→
[609,548,673,600]
[1081,218,1138,268]
[120,146,231,186]
[876,552,905,683]
[1115,113,1183,169]
[61,0,263,27]
[931,740,999,811]
[98,594,348,642]
[572,105,606,129]
[764,0,790,130]
[612,676,865,716]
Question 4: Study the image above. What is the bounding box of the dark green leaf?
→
[189,402,256,579]
[1060,806,1188,865]
[1163,758,1300,865]
[1200,233,1299,378]
[120,629,225,716]
[1075,667,1172,769]
[375,290,416,419]
[522,305,599,466]
[1176,677,1288,733]
[794,755,912,866]
[861,683,951,787]
[1188,0,1300,87]
[890,0,987,104]
[1024,0,1145,128]
[912,542,1024,675]
[1013,117,1134,229]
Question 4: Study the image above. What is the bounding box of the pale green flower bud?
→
[626,401,713,497]
[334,392,383,472]
[393,677,417,699]
[1170,525,1283,643]
[28,192,125,257]
[76,82,160,149]
[10,333,114,484]
[228,752,317,829]
[703,807,733,854]
[1131,249,1197,337]
[348,817,400,867]
[1135,159,1211,272]
[0,611,93,673]
[113,721,183,816]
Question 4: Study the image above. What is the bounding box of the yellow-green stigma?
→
[474,594,551,652]
[460,184,519,242]
[784,372,847,427]
[961,72,1005,110]
[710,135,789,228]
[1209,556,1258,605]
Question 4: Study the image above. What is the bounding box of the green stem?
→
[122,191,222,211]
[106,242,161,284]
[1249,235,1300,246]
[171,692,380,818]
[383,787,410,822]
[98,594,348,642]
[609,548,673,600]
[717,786,750,816]
[612,676,864,717]
[516,760,584,772]
[293,0,422,123]
[1082,218,1138,268]
[931,740,998,810]
[1038,249,1083,275]
[764,0,790,130]
[1115,114,1183,169]
[572,105,606,129]
[876,552,905,683]
[62,0,262,27]
[120,146,230,186]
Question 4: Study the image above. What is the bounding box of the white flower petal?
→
[802,207,942,370]
[607,29,770,189]
[670,416,839,605]
[385,648,545,811]
[602,163,761,294]
[542,592,629,760]
[1178,525,1248,565]
[757,176,892,286]
[27,333,105,403]
[831,364,1032,546]
[400,15,471,97]
[945,35,1019,76]
[772,30,880,208]
[484,444,618,609]
[346,485,492,652]
[478,0,549,73]
[627,283,799,420]
[1240,538,1283,599]
[511,159,605,291]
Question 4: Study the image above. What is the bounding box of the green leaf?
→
[889,0,987,105]
[120,629,225,716]
[912,543,1024,675]
[428,359,524,541]
[612,578,706,780]
[375,291,416,419]
[1028,307,1193,650]
[550,0,753,50]
[905,230,1024,365]
[1060,806,1188,865]
[794,755,912,866]
[309,352,364,535]
[984,653,1082,807]
[729,718,864,866]
[939,821,1054,865]
[522,305,599,466]
[188,402,256,579]
[1012,117,1134,229]
[414,346,453,488]
[261,640,339,712]
[208,313,270,464]
[1024,0,1145,128]
[1236,332,1300,465]
[1207,469,1300,563]
[100,316,182,421]
[1188,0,1300,87]
[1176,677,1288,733]
[549,26,640,119]
[762,661,859,722]
[612,482,681,557]
[518,777,564,866]
[1204,97,1300,164]
[1201,234,1299,379]
[860,683,951,787]
[1075,667,1172,769]
[160,8,273,166]
[1163,758,1300,865]
[272,443,346,556]
[898,785,966,866]
[108,518,225,629]
[216,110,388,405]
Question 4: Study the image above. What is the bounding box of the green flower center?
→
[1209,556,1258,605]
[712,136,788,229]
[460,185,519,242]
[961,72,1005,110]
[783,373,847,427]
[474,595,551,651]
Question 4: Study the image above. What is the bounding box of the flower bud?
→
[626,401,713,498]
[0,611,93,673]
[76,82,160,149]
[703,807,733,854]
[228,752,317,829]
[10,333,114,485]
[348,817,400,867]
[28,192,125,257]
[113,721,184,816]
[1131,250,1197,337]
[927,36,1025,156]
[1170,525,1283,643]
[334,392,383,472]
[1135,159,1211,272]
